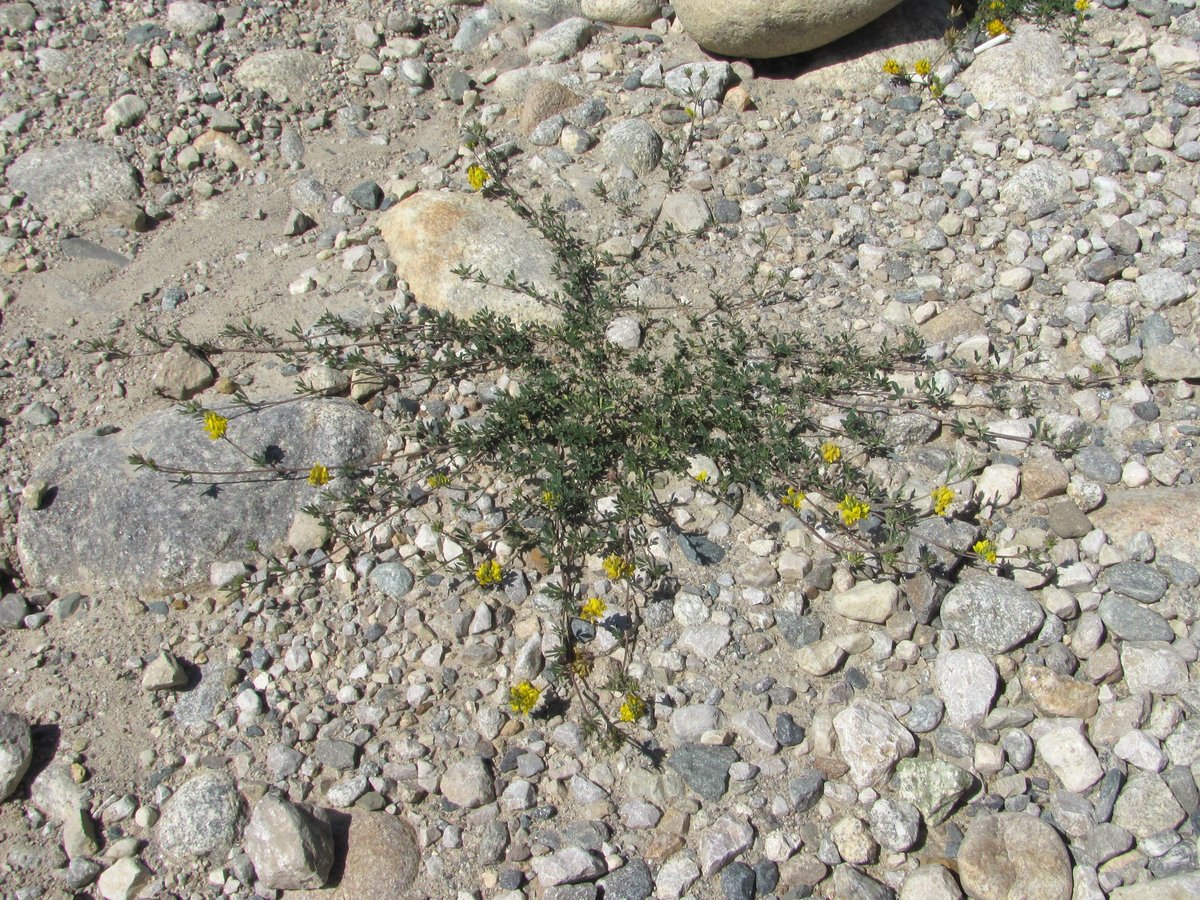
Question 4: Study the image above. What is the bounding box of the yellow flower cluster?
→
[780,487,805,511]
[693,469,711,485]
[467,164,491,191]
[820,442,842,464]
[618,693,646,723]
[307,463,330,487]
[580,597,607,623]
[542,489,560,508]
[914,58,932,77]
[203,410,228,441]
[427,472,451,489]
[1074,0,1090,9]
[603,554,634,581]
[931,485,955,517]
[838,494,871,527]
[882,58,905,77]
[475,559,503,586]
[973,539,998,564]
[986,18,1009,37]
[509,681,540,715]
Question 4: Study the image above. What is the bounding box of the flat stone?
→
[941,575,1044,653]
[96,857,152,900]
[369,563,414,600]
[957,813,1072,900]
[664,61,733,102]
[441,758,495,808]
[668,743,738,801]
[900,864,964,900]
[533,846,607,886]
[1091,486,1200,567]
[6,141,139,225]
[1099,595,1173,641]
[493,0,583,28]
[998,157,1073,218]
[18,400,387,596]
[1036,726,1103,792]
[233,49,322,102]
[833,700,916,788]
[379,192,563,326]
[1104,562,1168,603]
[934,650,998,728]
[156,771,243,862]
[1109,872,1200,898]
[1112,772,1186,838]
[1122,643,1189,695]
[166,2,220,35]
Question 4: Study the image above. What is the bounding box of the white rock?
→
[1036,726,1103,792]
[833,700,916,787]
[934,650,999,728]
[698,814,754,876]
[832,580,898,624]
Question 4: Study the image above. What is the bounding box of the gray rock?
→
[1074,446,1122,484]
[104,94,148,131]
[233,49,323,102]
[903,696,944,733]
[940,575,1044,653]
[152,343,215,400]
[157,771,243,862]
[18,399,387,595]
[833,700,916,788]
[998,157,1074,218]
[957,813,1072,900]
[673,0,906,58]
[668,743,739,801]
[1112,772,1186,838]
[1109,873,1200,898]
[900,865,963,900]
[664,61,733,102]
[0,593,30,628]
[453,7,501,51]
[442,757,495,808]
[534,846,607,887]
[1137,269,1190,310]
[96,857,152,900]
[0,3,35,33]
[959,29,1071,114]
[337,812,420,897]
[891,758,973,825]
[1098,595,1173,641]
[141,651,187,691]
[788,769,825,813]
[165,2,220,36]
[1104,562,1168,603]
[605,316,642,351]
[698,814,754,877]
[369,563,414,600]
[6,141,139,226]
[244,795,333,890]
[661,191,711,234]
[598,119,662,176]
[868,798,921,851]
[833,865,896,900]
[527,17,594,61]
[1122,643,1189,695]
[31,761,84,821]
[933,650,998,728]
[0,713,32,801]
[379,192,563,325]
[1091,485,1200,568]
[600,857,653,898]
[1144,342,1200,380]
[581,0,659,26]
[1036,726,1103,792]
[493,0,583,27]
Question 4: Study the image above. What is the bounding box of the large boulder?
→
[673,0,906,58]
[18,399,388,595]
[379,192,563,325]
[6,141,139,225]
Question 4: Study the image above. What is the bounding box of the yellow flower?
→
[781,487,805,511]
[973,539,998,564]
[475,559,503,587]
[931,485,955,517]
[821,442,842,464]
[694,469,711,485]
[427,472,450,489]
[307,463,330,487]
[914,58,932,77]
[509,681,540,715]
[467,164,491,191]
[838,494,871,527]
[882,58,905,77]
[619,693,646,723]
[580,596,607,623]
[603,554,634,581]
[202,411,228,440]
[989,0,1004,10]
[1074,0,1090,9]
[542,489,560,508]
[986,18,1009,37]
[930,79,945,99]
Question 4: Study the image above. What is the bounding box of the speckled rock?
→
[957,813,1072,900]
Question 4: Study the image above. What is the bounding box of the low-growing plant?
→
[98,117,1124,752]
